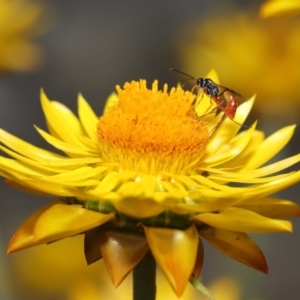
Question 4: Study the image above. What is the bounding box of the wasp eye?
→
[197,78,204,87]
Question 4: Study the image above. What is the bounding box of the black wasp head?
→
[196,78,205,88]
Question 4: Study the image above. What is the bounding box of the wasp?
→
[161,68,247,130]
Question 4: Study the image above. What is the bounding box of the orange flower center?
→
[97,80,209,175]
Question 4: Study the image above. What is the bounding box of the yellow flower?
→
[179,11,300,114]
[260,0,300,18]
[0,0,46,72]
[207,276,241,300]
[2,72,300,297]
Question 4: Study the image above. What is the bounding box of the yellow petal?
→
[65,186,120,202]
[202,153,300,183]
[0,144,69,174]
[0,128,64,162]
[209,172,291,184]
[220,130,265,169]
[0,156,45,177]
[37,156,103,168]
[117,181,145,197]
[173,197,241,213]
[206,68,220,83]
[143,224,198,296]
[5,179,54,196]
[241,125,295,171]
[40,90,93,150]
[241,153,300,178]
[84,227,102,265]
[237,198,300,218]
[203,120,257,167]
[77,93,98,139]
[189,174,243,192]
[35,126,95,156]
[44,166,102,185]
[241,170,300,201]
[114,198,164,218]
[153,191,176,202]
[89,171,122,194]
[140,174,157,199]
[103,92,119,115]
[176,175,203,189]
[199,227,268,273]
[161,181,188,198]
[8,200,115,253]
[99,229,149,287]
[21,179,78,197]
[3,175,74,198]
[0,129,100,171]
[192,207,292,233]
[192,237,204,278]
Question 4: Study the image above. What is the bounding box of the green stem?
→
[133,254,156,300]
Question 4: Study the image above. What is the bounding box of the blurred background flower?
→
[260,0,300,18]
[207,276,264,300]
[1,1,300,300]
[0,0,48,73]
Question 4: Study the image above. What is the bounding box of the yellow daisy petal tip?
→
[193,208,294,233]
[99,230,149,287]
[7,234,35,253]
[7,200,116,253]
[206,68,219,83]
[199,227,268,273]
[6,201,62,253]
[77,93,84,102]
[249,94,256,103]
[103,92,119,115]
[77,93,91,108]
[143,224,199,296]
[40,88,50,105]
[280,221,293,232]
[40,87,46,96]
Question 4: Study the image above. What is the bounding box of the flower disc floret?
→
[97,80,210,175]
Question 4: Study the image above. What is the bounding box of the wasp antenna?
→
[160,68,196,79]
[160,68,175,73]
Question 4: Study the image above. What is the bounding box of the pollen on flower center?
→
[97,80,209,174]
